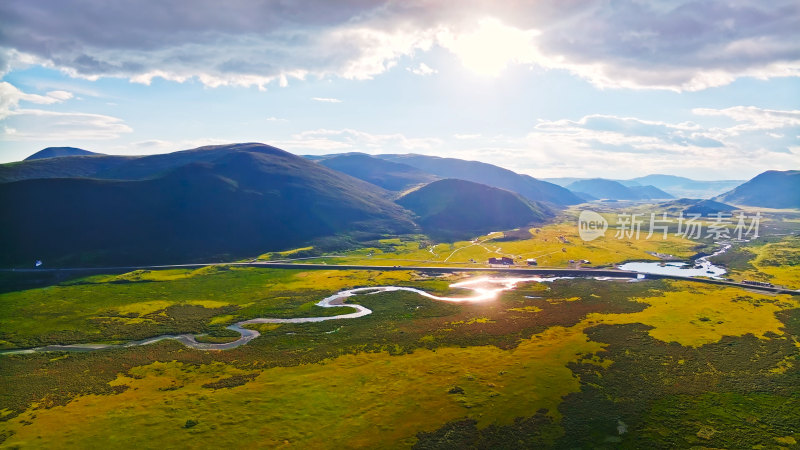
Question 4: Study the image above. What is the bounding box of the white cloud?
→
[0,81,75,119]
[1,1,797,91]
[692,106,800,131]
[45,90,74,101]
[437,18,541,77]
[311,97,342,103]
[406,62,437,76]
[281,128,443,153]
[517,108,800,177]
[0,81,130,140]
[2,109,132,140]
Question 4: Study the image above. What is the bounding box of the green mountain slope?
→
[397,179,552,241]
[316,153,438,191]
[715,170,800,208]
[0,144,416,266]
[377,154,582,206]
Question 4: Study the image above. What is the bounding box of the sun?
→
[440,18,540,77]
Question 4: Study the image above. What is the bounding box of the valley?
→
[2,193,799,447]
[1,144,798,448]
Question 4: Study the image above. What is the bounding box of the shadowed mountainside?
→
[715,170,800,209]
[377,154,582,206]
[397,178,552,241]
[315,153,438,191]
[0,144,416,266]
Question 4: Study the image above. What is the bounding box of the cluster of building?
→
[487,257,541,266]
[488,257,514,266]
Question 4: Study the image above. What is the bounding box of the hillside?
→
[1,143,291,183]
[396,179,552,241]
[377,154,582,206]
[658,198,737,215]
[715,170,800,209]
[628,185,674,200]
[0,155,134,183]
[0,144,416,266]
[316,153,437,191]
[566,179,672,200]
[24,147,100,160]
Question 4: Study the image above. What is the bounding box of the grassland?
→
[1,207,798,448]
[1,263,798,448]
[0,266,449,349]
[291,219,699,269]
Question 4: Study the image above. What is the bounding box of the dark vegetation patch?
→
[413,409,561,449]
[492,228,534,242]
[201,373,259,390]
[412,308,800,448]
[556,310,800,448]
[709,245,756,272]
[194,328,242,344]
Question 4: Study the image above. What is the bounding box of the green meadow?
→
[1,208,799,448]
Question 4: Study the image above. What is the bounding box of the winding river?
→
[2,276,574,355]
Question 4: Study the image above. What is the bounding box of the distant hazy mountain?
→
[24,147,101,160]
[657,198,737,216]
[715,170,800,209]
[571,191,598,202]
[625,174,744,199]
[541,177,584,187]
[315,153,437,191]
[377,154,582,206]
[0,144,416,266]
[566,179,673,200]
[628,185,675,200]
[397,179,552,241]
[546,174,744,199]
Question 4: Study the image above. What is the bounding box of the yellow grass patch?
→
[586,282,799,347]
[508,306,543,313]
[1,324,604,448]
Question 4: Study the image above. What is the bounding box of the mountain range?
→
[566,178,674,201]
[0,144,415,266]
[1,144,796,266]
[374,154,583,205]
[546,174,744,199]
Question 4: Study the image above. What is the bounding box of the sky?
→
[0,0,798,180]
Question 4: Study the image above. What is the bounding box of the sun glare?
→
[440,18,540,77]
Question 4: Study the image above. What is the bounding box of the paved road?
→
[3,261,798,295]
